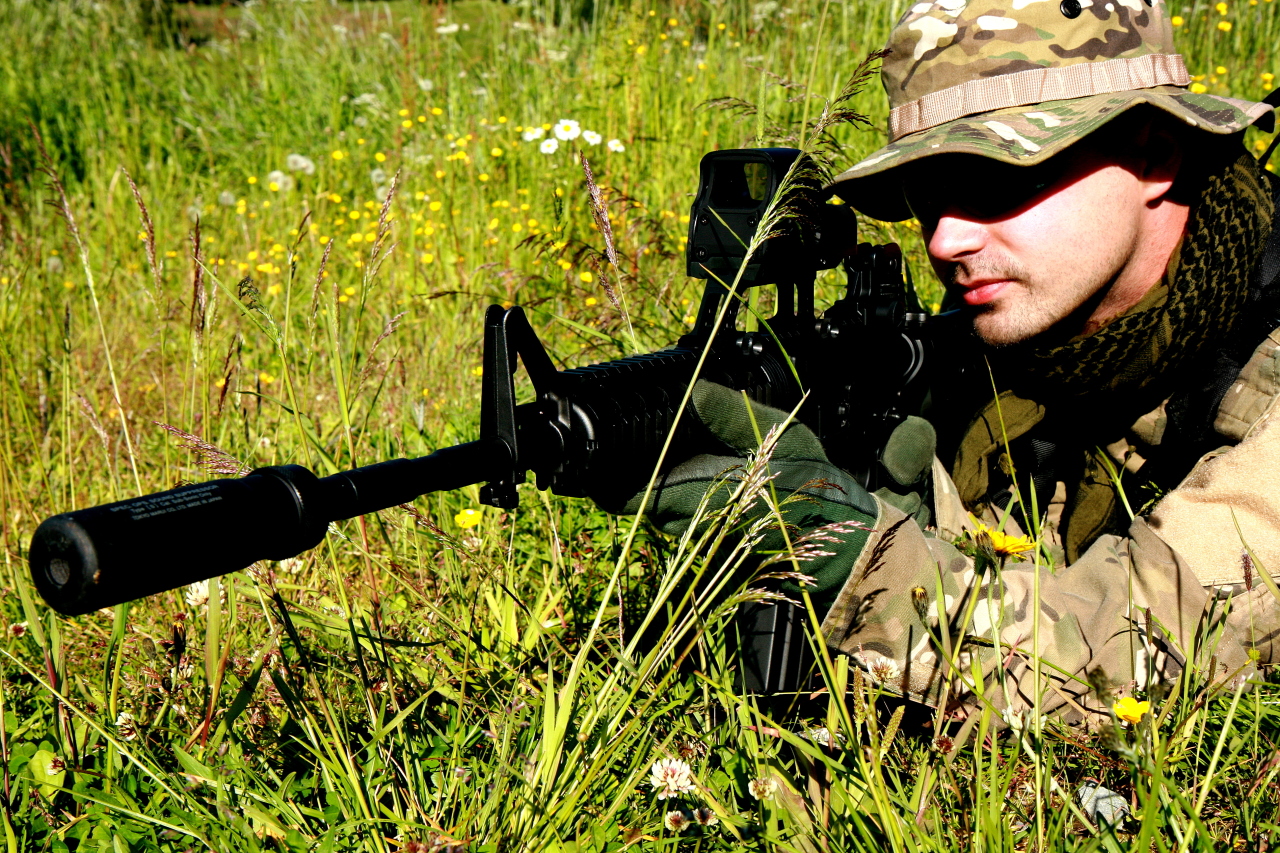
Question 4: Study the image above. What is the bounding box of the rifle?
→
[28,148,931,693]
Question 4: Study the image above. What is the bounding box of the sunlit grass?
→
[1,0,1279,849]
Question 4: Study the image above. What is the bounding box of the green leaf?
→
[27,749,66,799]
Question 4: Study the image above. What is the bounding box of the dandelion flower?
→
[581,130,602,145]
[553,118,581,141]
[970,523,1035,558]
[663,810,689,832]
[607,138,626,153]
[285,154,316,175]
[649,758,695,799]
[748,776,777,800]
[1114,696,1151,724]
[1190,82,1209,94]
[1218,20,1233,30]
[266,170,294,192]
[540,138,560,155]
[1215,1,1228,12]
[218,190,236,206]
[1171,14,1184,24]
[455,508,482,528]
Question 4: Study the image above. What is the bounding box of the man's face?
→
[905,142,1172,347]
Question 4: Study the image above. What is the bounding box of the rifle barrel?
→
[29,439,508,616]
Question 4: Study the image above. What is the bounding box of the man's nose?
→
[925,209,988,263]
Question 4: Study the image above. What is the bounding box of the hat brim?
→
[829,86,1275,223]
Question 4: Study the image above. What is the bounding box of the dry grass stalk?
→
[155,422,250,477]
[190,218,206,338]
[122,166,162,307]
[77,394,111,454]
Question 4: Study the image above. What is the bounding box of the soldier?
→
[635,0,1280,722]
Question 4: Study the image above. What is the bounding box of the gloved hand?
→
[609,380,935,617]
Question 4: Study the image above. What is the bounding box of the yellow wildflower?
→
[1114,696,1151,724]
[970,524,1035,557]
[1171,14,1184,25]
[1190,82,1209,94]
[1218,20,1233,30]
[1215,1,1228,12]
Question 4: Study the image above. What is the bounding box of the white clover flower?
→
[748,777,777,800]
[435,22,460,34]
[9,622,28,638]
[217,190,236,206]
[607,138,626,153]
[581,130,602,146]
[285,153,316,175]
[115,711,138,741]
[693,807,718,827]
[553,118,581,141]
[45,256,63,275]
[522,126,545,142]
[185,581,210,608]
[649,758,695,800]
[539,138,560,155]
[866,655,902,685]
[663,810,689,832]
[417,77,435,92]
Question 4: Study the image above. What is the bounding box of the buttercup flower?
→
[581,130,602,145]
[607,138,626,153]
[265,170,294,192]
[540,138,560,154]
[454,508,482,528]
[1114,696,1151,724]
[553,118,581,141]
[649,758,695,799]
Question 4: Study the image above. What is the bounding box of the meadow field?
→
[2,0,1280,849]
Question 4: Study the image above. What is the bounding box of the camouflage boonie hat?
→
[831,0,1275,222]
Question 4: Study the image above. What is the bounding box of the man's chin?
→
[968,308,1057,349]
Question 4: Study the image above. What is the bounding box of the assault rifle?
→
[28,148,931,693]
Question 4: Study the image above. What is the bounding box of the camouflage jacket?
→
[820,259,1280,727]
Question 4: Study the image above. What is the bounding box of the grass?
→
[1,0,1280,849]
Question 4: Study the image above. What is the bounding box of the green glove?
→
[618,381,884,617]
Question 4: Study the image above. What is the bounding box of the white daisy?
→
[553,118,581,141]
[607,138,626,153]
[539,138,560,154]
[522,126,545,142]
[581,130,602,145]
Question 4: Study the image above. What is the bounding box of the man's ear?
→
[1134,116,1184,205]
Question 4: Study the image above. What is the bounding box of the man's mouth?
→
[956,279,1012,306]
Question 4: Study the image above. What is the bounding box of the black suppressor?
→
[30,442,505,615]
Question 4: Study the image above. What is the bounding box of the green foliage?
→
[0,0,1278,850]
